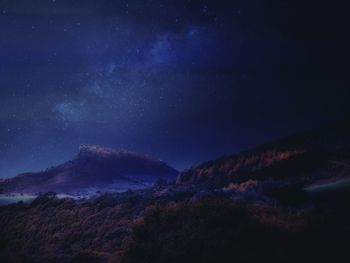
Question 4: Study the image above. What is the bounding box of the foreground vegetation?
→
[1,186,349,263]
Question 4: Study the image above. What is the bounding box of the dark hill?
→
[177,120,350,189]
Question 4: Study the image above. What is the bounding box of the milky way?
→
[0,0,349,177]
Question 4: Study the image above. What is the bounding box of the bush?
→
[118,198,350,263]
[119,199,276,263]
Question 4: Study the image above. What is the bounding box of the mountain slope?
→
[177,120,350,188]
[0,145,178,194]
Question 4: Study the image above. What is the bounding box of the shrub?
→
[118,198,350,263]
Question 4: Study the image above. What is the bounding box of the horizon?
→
[2,117,348,179]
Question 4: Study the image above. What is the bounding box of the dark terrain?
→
[1,121,350,263]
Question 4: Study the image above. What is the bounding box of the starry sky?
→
[0,0,349,178]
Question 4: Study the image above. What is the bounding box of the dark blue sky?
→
[0,0,349,177]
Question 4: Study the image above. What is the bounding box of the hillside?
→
[177,120,350,190]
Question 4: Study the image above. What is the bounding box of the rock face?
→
[177,120,350,188]
[0,145,178,194]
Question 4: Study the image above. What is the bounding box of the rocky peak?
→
[77,144,163,163]
[79,144,119,156]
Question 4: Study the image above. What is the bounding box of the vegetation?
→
[118,198,350,263]
[1,185,350,263]
[0,192,146,263]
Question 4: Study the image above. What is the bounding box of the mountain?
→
[0,145,178,194]
[177,120,350,191]
[1,122,350,263]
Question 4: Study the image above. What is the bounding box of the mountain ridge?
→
[177,120,350,187]
[0,145,178,194]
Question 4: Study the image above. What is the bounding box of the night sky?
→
[0,0,349,178]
